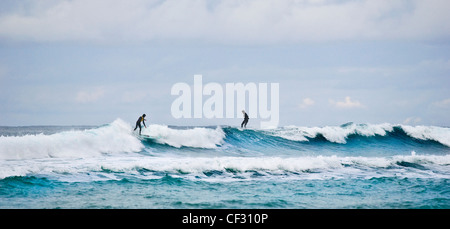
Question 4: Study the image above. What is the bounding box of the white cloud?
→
[75,87,106,103]
[330,96,363,108]
[299,97,315,109]
[0,0,449,43]
[403,117,421,125]
[433,98,450,108]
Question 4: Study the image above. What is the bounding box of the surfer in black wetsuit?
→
[241,110,249,128]
[134,114,147,135]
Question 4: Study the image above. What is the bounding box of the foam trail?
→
[2,154,449,180]
[130,155,450,175]
[0,119,143,160]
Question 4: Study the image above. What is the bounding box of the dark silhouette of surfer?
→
[134,114,147,135]
[241,110,249,128]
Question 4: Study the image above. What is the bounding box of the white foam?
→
[1,153,449,180]
[0,119,143,160]
[142,125,225,148]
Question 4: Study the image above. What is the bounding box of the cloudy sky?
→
[0,0,449,127]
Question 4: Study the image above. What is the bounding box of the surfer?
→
[241,110,249,128]
[134,114,147,135]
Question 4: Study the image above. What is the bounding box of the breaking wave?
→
[0,119,143,160]
[262,122,450,147]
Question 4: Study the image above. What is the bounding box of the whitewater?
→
[0,119,449,208]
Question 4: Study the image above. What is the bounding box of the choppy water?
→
[1,119,449,208]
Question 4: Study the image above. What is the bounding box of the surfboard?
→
[138,134,162,140]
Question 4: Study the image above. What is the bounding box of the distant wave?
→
[261,122,450,147]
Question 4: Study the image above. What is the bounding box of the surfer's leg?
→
[138,123,142,135]
[241,120,245,128]
[243,120,248,128]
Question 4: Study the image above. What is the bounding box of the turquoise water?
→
[1,119,449,208]
[1,176,448,209]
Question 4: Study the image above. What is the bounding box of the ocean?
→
[0,119,449,209]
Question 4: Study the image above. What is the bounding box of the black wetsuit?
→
[241,112,249,128]
[134,115,146,135]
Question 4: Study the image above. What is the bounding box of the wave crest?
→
[263,123,450,147]
[141,125,225,148]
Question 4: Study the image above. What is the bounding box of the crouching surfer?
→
[134,114,147,135]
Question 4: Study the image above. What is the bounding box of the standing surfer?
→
[134,114,147,135]
[241,110,249,128]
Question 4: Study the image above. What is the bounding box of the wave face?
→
[0,120,449,208]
